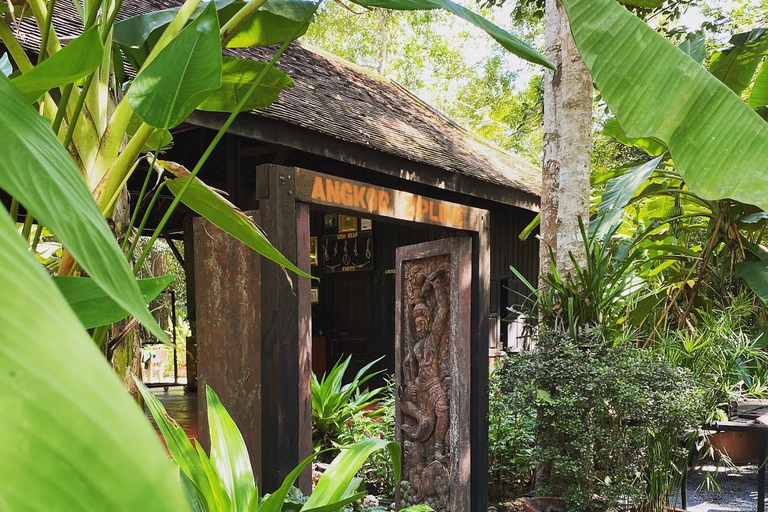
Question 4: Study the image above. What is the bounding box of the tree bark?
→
[540,0,592,278]
[537,0,593,491]
[110,186,143,399]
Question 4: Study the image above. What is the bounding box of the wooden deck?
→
[143,385,198,442]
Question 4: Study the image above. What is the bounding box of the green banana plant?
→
[136,377,426,512]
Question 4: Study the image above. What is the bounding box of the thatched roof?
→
[12,0,541,205]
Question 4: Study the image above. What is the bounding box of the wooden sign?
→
[295,169,484,231]
[321,232,373,273]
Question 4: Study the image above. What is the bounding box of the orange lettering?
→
[379,190,390,214]
[419,198,430,218]
[353,185,367,209]
[326,179,340,204]
[366,189,378,211]
[311,176,326,201]
[429,201,439,221]
[340,182,353,206]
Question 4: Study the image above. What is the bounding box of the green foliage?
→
[127,2,223,130]
[0,204,185,511]
[651,296,768,420]
[53,275,175,330]
[347,0,552,68]
[337,379,397,498]
[560,0,768,215]
[512,220,641,341]
[487,361,537,502]
[197,57,294,112]
[138,378,403,512]
[11,27,103,103]
[499,331,706,512]
[312,356,385,454]
[0,72,167,341]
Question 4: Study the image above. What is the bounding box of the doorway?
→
[329,272,373,377]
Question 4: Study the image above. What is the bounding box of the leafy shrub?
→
[487,360,537,502]
[499,331,706,512]
[653,295,768,421]
[337,378,397,498]
[312,356,385,455]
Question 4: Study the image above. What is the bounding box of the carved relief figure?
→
[399,257,451,511]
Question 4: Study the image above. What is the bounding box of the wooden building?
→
[9,3,541,508]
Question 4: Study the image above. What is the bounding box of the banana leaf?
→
[0,73,166,340]
[709,28,768,96]
[559,0,768,214]
[127,2,222,129]
[0,208,185,511]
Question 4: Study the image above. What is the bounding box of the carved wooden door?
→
[395,237,472,512]
[330,272,372,377]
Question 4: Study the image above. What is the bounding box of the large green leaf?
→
[678,30,706,65]
[0,73,166,341]
[54,275,175,330]
[220,1,311,47]
[0,207,185,511]
[164,173,312,278]
[136,377,221,512]
[114,0,238,48]
[560,0,768,213]
[736,259,768,306]
[114,0,313,49]
[197,57,293,112]
[592,157,663,239]
[349,0,553,69]
[127,2,222,129]
[603,118,666,156]
[11,27,103,103]
[302,438,401,510]
[206,386,256,512]
[749,58,768,108]
[709,28,768,96]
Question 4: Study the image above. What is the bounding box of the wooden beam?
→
[290,167,486,232]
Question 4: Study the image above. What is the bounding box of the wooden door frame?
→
[256,164,491,511]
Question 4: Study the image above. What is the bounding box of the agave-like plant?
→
[311,356,385,452]
[136,376,428,512]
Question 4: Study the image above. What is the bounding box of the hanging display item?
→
[322,231,373,273]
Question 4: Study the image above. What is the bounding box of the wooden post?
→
[256,165,313,493]
[472,213,490,512]
[193,213,264,487]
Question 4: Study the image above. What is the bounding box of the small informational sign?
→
[322,231,373,273]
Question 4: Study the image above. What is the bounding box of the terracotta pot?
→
[523,497,567,512]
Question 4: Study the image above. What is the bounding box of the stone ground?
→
[674,464,761,512]
[489,464,763,512]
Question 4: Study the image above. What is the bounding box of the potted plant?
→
[498,330,705,512]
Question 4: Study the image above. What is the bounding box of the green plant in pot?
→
[499,331,705,512]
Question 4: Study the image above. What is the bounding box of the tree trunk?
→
[537,0,593,490]
[110,186,143,400]
[540,0,592,278]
